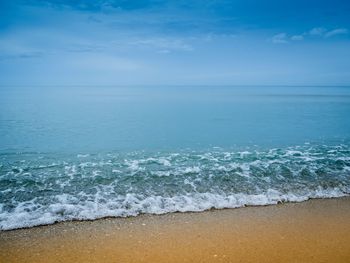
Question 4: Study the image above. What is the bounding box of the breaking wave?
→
[1,143,349,230]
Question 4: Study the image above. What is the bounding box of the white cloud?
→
[273,27,349,44]
[309,27,327,36]
[308,27,348,38]
[270,33,304,43]
[129,37,193,51]
[157,49,171,54]
[291,35,304,41]
[58,53,144,75]
[271,33,288,44]
[324,28,348,38]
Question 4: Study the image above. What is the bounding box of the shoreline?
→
[1,195,348,232]
[1,197,350,262]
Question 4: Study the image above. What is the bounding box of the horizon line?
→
[1,84,350,88]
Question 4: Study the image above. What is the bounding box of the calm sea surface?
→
[0,86,349,229]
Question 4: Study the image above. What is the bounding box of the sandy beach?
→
[1,1,350,262]
[1,197,350,263]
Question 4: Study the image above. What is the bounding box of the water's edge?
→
[1,144,349,230]
[1,195,349,232]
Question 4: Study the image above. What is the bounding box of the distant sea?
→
[0,86,349,230]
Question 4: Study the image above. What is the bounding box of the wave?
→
[0,143,349,230]
[0,188,349,230]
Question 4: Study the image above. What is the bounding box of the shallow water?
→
[0,86,349,229]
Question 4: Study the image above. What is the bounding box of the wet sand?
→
[1,197,350,263]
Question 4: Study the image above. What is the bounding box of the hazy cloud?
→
[324,28,348,38]
[308,27,348,38]
[1,1,350,85]
[0,51,43,60]
[272,27,349,44]
[291,35,304,41]
[129,37,194,51]
[271,33,288,44]
[309,27,327,36]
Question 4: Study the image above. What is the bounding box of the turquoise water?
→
[0,86,350,230]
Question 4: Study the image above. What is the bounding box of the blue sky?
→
[0,0,350,85]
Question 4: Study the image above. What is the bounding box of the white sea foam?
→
[77,154,90,158]
[142,157,171,166]
[183,166,201,173]
[0,187,348,230]
[239,151,251,158]
[125,160,145,172]
[1,144,349,230]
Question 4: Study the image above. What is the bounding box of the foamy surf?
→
[1,144,349,230]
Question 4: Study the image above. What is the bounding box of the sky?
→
[0,0,350,86]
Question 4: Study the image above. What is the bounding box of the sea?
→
[0,85,349,230]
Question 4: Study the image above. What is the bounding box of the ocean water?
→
[0,86,349,230]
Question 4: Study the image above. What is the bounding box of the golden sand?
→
[1,197,350,263]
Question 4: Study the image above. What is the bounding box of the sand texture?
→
[1,197,350,263]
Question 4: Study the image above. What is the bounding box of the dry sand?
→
[1,197,350,263]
